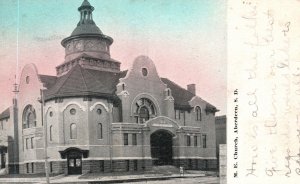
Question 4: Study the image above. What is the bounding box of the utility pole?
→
[40,89,50,184]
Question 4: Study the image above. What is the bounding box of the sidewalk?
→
[0,171,218,184]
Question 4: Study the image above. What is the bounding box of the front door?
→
[67,151,82,175]
[0,153,5,169]
[150,130,173,165]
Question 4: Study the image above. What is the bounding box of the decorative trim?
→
[164,96,174,101]
[130,93,161,116]
[61,102,86,112]
[144,116,181,129]
[59,147,89,159]
[117,90,130,97]
[90,102,109,112]
[188,96,201,103]
[193,105,201,112]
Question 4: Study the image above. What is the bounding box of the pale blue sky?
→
[0,0,227,115]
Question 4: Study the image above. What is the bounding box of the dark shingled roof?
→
[0,108,10,120]
[71,24,103,36]
[161,78,195,109]
[39,65,216,111]
[161,78,218,111]
[39,75,57,89]
[43,64,126,101]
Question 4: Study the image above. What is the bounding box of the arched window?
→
[70,123,77,139]
[49,125,53,141]
[97,123,103,139]
[22,105,36,129]
[196,106,202,121]
[134,98,156,124]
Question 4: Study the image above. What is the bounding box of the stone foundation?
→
[16,158,215,174]
[173,159,217,170]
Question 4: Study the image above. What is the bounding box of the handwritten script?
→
[228,0,300,183]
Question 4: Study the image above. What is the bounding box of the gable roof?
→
[161,78,195,109]
[0,108,10,120]
[161,78,218,112]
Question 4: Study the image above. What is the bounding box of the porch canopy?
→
[59,147,89,159]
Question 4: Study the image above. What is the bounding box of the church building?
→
[0,0,218,175]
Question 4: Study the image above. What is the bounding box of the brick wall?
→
[173,159,217,170]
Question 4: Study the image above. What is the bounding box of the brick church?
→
[0,0,218,175]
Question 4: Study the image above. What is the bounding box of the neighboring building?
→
[0,0,219,175]
[215,115,226,168]
[0,104,19,174]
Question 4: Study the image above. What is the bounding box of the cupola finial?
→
[78,0,95,25]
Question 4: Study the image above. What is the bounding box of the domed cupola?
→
[57,0,120,76]
[71,0,103,36]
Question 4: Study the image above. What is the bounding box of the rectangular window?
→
[31,137,34,149]
[135,116,139,124]
[194,136,198,147]
[26,163,29,173]
[204,160,208,169]
[132,134,137,145]
[174,109,176,119]
[186,135,191,146]
[0,121,3,130]
[125,160,130,171]
[133,160,138,171]
[188,159,192,169]
[31,163,34,173]
[100,160,104,172]
[97,123,103,139]
[182,111,185,125]
[50,162,53,173]
[26,138,29,149]
[50,126,53,141]
[202,134,207,148]
[175,110,181,120]
[124,133,128,146]
[83,97,92,101]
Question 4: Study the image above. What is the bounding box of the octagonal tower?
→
[57,0,120,76]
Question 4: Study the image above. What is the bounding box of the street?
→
[119,177,219,184]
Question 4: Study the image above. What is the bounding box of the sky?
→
[0,0,227,115]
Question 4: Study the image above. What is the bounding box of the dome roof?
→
[71,22,103,36]
[61,0,113,47]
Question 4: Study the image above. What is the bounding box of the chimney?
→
[187,84,196,95]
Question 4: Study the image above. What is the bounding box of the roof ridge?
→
[79,65,88,91]
[39,74,56,78]
[55,64,81,94]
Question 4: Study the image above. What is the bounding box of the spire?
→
[78,0,95,25]
[60,0,116,66]
[70,0,103,36]
[80,0,92,7]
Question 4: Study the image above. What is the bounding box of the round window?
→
[26,76,30,84]
[97,108,102,115]
[142,68,148,76]
[70,108,76,115]
[49,111,53,117]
